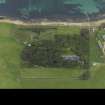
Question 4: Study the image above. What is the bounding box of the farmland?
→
[0,23,105,88]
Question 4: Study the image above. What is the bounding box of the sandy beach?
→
[0,18,105,27]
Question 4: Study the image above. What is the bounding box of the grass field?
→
[0,23,105,88]
[0,23,22,88]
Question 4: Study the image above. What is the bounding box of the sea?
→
[0,0,105,20]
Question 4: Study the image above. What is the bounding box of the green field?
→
[0,23,105,88]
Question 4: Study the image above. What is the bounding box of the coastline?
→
[0,18,105,27]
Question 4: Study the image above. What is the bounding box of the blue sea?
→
[0,0,105,20]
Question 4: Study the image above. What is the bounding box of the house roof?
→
[62,55,80,61]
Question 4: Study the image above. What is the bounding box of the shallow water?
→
[0,0,105,20]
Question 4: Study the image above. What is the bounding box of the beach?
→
[0,18,105,27]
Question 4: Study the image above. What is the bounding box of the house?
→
[62,55,80,62]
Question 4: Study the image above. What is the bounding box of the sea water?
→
[0,0,105,19]
[65,0,99,14]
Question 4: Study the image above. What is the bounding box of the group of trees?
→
[79,29,90,69]
[21,27,90,68]
[21,36,64,67]
[21,30,74,67]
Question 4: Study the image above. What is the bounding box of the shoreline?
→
[0,18,105,27]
